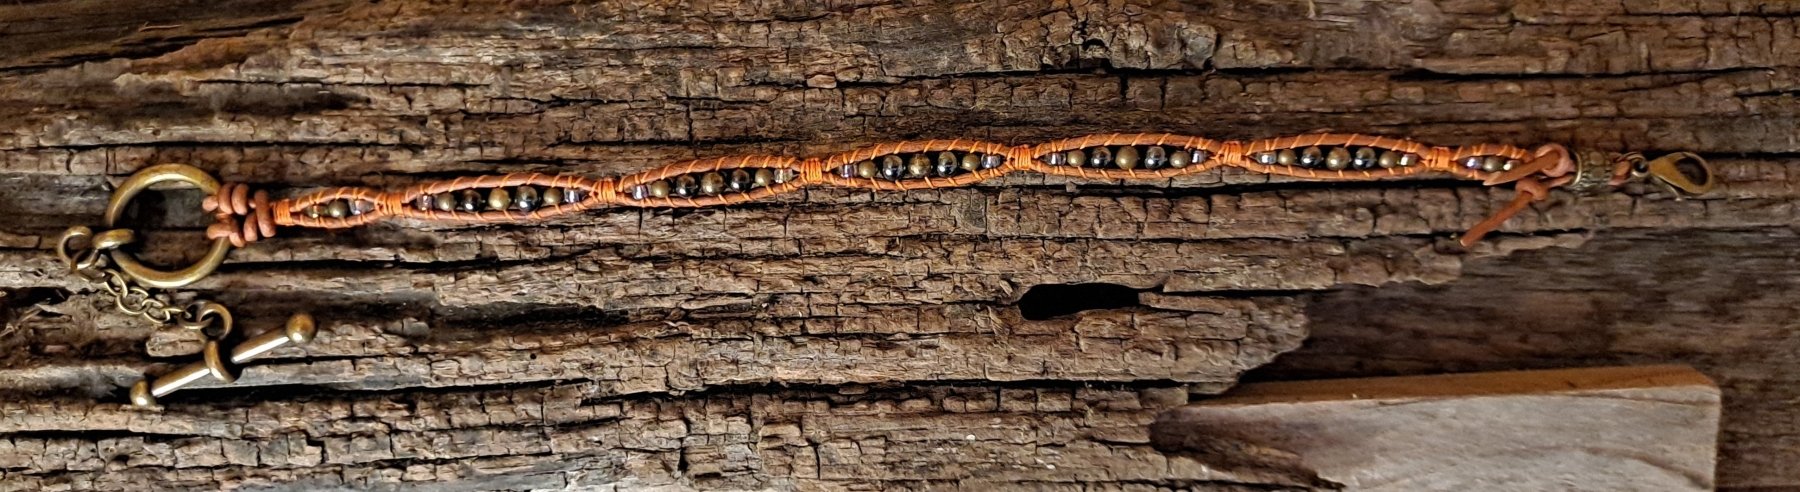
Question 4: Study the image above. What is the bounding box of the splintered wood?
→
[1153,366,1721,491]
[0,0,1795,490]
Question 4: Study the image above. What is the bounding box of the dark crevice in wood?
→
[1016,283,1142,320]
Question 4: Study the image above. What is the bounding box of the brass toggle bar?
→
[129,313,316,407]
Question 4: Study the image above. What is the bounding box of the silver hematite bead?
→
[699,172,725,195]
[934,152,959,177]
[880,155,905,180]
[1353,147,1377,169]
[1088,147,1112,168]
[981,154,1004,170]
[515,187,539,210]
[1144,146,1166,169]
[1300,147,1323,168]
[729,169,753,192]
[458,190,481,211]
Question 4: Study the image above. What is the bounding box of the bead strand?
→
[269,132,1539,231]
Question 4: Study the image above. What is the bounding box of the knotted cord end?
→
[203,183,279,247]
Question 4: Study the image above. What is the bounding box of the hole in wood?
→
[1016,283,1142,321]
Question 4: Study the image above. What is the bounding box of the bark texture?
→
[0,0,1795,490]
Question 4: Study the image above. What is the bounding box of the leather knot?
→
[202,183,278,247]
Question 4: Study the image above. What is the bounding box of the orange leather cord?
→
[207,133,1611,245]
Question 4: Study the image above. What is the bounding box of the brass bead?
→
[325,200,350,218]
[435,192,456,212]
[1325,147,1351,171]
[648,180,671,198]
[305,205,324,218]
[1377,151,1401,169]
[1276,149,1298,166]
[1170,150,1192,168]
[935,152,959,177]
[753,169,774,187]
[515,187,539,210]
[699,172,725,195]
[961,153,982,172]
[1065,149,1086,168]
[542,188,564,206]
[906,154,931,178]
[1144,146,1167,169]
[1115,146,1140,170]
[855,160,878,179]
[1299,147,1324,168]
[880,155,905,180]
[487,188,511,210]
[1481,156,1505,173]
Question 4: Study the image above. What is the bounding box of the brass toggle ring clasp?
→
[104,164,234,289]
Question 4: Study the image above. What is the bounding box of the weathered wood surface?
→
[1258,228,1800,491]
[1155,365,1721,491]
[0,0,1795,490]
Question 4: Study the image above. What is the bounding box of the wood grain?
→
[0,0,1793,489]
[1153,365,1721,491]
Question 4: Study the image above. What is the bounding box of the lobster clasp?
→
[1638,152,1717,196]
[101,164,234,289]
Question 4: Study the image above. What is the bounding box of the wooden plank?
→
[0,0,1792,489]
[1152,365,1720,491]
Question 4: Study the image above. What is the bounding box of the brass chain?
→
[55,226,233,339]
